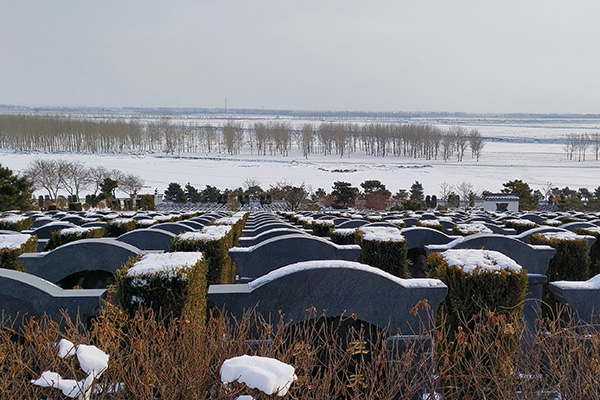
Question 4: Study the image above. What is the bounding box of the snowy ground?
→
[1,115,599,198]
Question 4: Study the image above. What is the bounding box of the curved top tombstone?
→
[208,260,447,334]
[426,233,556,275]
[116,228,176,251]
[149,222,195,235]
[18,239,143,283]
[26,222,79,239]
[400,227,458,249]
[230,234,362,280]
[0,268,106,330]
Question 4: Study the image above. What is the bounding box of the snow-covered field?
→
[1,114,599,198]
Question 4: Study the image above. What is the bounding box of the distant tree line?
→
[564,133,600,161]
[0,115,485,162]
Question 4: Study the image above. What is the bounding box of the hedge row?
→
[44,227,104,251]
[114,253,207,321]
[0,235,38,271]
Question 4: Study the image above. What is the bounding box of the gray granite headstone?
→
[230,234,362,281]
[208,260,447,334]
[0,269,106,330]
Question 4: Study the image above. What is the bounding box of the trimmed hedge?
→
[502,219,537,234]
[329,228,359,245]
[356,227,408,278]
[44,227,104,251]
[577,227,600,278]
[530,232,590,282]
[427,250,528,399]
[172,226,235,285]
[451,223,493,236]
[213,212,248,246]
[0,215,32,231]
[114,253,207,320]
[417,220,444,232]
[0,235,38,271]
[106,218,137,237]
[311,220,334,237]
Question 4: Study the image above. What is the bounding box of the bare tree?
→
[593,133,600,161]
[24,159,61,201]
[469,128,485,161]
[120,173,145,206]
[57,160,92,200]
[439,181,453,204]
[457,181,474,205]
[300,123,313,159]
[564,134,577,160]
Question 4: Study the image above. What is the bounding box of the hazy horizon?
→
[2,1,599,115]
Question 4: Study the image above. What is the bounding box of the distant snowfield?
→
[1,116,599,197]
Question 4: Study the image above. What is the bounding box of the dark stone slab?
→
[18,239,144,284]
[238,228,307,247]
[148,222,195,235]
[549,276,600,324]
[116,228,176,251]
[230,234,362,281]
[0,269,106,329]
[208,260,447,334]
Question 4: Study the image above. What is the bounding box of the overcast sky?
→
[1,1,599,114]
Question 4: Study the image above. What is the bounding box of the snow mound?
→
[0,233,31,250]
[126,252,203,277]
[220,355,297,396]
[359,226,405,242]
[441,249,522,275]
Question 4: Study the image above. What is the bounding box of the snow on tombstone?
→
[220,355,297,396]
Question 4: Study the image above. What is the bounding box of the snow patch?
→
[220,355,297,396]
[441,249,522,275]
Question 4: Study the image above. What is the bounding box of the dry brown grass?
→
[1,303,600,399]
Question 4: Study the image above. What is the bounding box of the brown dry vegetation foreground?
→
[2,303,600,400]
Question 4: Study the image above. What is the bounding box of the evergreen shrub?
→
[172,225,235,285]
[106,218,137,237]
[44,227,104,251]
[576,227,600,277]
[0,215,32,231]
[0,234,37,270]
[427,250,528,399]
[329,228,359,245]
[357,227,408,278]
[530,232,590,282]
[502,219,537,234]
[311,220,334,237]
[114,252,207,320]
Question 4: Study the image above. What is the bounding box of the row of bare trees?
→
[564,133,600,161]
[24,159,144,202]
[0,115,485,162]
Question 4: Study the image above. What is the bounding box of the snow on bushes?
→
[45,227,104,251]
[330,228,359,245]
[114,252,207,320]
[106,218,136,237]
[426,249,527,399]
[0,233,37,270]
[357,226,408,278]
[452,223,493,236]
[0,214,32,231]
[311,219,334,237]
[577,226,600,277]
[530,231,591,282]
[172,225,236,284]
[502,218,537,234]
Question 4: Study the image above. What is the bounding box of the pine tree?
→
[0,164,36,211]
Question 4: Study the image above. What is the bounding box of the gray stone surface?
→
[208,260,447,334]
[426,233,556,275]
[148,222,195,235]
[18,238,144,284]
[230,234,362,281]
[401,227,458,249]
[559,221,599,233]
[241,222,295,237]
[0,269,106,329]
[549,277,600,324]
[116,228,176,251]
[336,220,368,229]
[24,222,79,239]
[238,228,307,247]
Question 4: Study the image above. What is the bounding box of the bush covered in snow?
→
[0,233,37,270]
[426,249,528,399]
[45,227,104,251]
[329,228,359,245]
[502,218,537,234]
[0,214,32,231]
[105,218,136,237]
[172,225,236,285]
[311,219,334,237]
[576,227,600,277]
[530,232,591,282]
[357,226,408,278]
[114,252,207,320]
